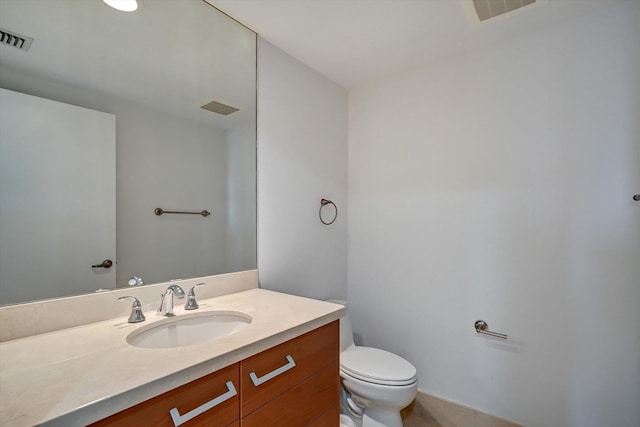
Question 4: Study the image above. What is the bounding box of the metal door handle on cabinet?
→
[168,381,237,426]
[249,355,297,386]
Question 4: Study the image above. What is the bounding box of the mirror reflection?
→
[0,0,257,305]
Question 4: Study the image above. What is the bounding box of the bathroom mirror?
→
[0,0,256,305]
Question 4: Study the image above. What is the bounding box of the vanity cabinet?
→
[92,321,338,427]
[241,321,339,425]
[91,363,240,427]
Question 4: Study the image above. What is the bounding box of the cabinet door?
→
[91,363,240,427]
[240,321,339,418]
[241,363,339,427]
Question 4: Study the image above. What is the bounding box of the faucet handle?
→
[118,296,146,323]
[184,283,206,310]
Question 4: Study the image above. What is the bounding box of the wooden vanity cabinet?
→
[91,321,339,427]
[241,321,339,425]
[242,363,338,426]
[91,363,240,427]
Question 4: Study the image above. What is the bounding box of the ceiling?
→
[210,0,627,89]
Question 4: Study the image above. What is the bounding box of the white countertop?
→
[0,289,344,426]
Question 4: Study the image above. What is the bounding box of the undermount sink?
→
[126,311,251,349]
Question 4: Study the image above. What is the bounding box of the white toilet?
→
[329,300,417,427]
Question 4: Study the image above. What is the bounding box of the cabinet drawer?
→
[91,363,240,427]
[241,362,339,427]
[241,321,339,417]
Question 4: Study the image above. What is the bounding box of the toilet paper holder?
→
[474,320,507,340]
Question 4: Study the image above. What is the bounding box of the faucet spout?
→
[157,284,185,316]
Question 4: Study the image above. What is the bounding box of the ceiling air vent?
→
[200,100,239,116]
[472,0,537,21]
[0,27,34,51]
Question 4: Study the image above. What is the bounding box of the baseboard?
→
[400,390,525,427]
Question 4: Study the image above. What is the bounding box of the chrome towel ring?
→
[319,198,337,225]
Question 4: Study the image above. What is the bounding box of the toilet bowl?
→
[328,300,417,427]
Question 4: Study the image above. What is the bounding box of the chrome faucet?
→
[157,284,185,316]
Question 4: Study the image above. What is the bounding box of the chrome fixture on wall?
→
[154,208,211,217]
[319,198,338,225]
[474,320,507,340]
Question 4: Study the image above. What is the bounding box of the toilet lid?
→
[341,346,417,386]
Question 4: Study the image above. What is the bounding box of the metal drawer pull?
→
[249,355,297,387]
[169,381,237,426]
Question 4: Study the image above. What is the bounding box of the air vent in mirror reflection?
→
[200,100,240,116]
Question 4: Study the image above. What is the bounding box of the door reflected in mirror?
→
[0,0,257,305]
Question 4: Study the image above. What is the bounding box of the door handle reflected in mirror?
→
[91,259,113,269]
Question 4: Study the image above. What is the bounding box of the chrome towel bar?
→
[154,208,211,217]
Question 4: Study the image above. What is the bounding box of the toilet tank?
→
[326,299,355,352]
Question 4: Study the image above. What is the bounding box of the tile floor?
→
[401,401,443,427]
[399,393,525,427]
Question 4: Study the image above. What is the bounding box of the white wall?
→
[348,2,640,427]
[257,39,348,300]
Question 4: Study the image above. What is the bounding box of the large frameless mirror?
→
[0,0,257,305]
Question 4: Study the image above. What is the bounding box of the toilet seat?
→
[340,346,417,386]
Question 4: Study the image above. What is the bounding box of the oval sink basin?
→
[126,311,251,349]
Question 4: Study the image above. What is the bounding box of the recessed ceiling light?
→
[103,0,138,12]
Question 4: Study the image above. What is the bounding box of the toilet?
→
[328,300,417,427]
